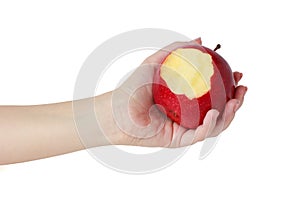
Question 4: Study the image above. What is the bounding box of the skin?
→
[0,40,247,165]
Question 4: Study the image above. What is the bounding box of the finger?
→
[222,99,240,130]
[177,109,219,147]
[234,85,247,111]
[233,71,243,85]
[193,109,219,142]
[209,99,239,137]
[169,123,188,147]
[210,85,247,136]
[193,37,202,45]
[212,85,247,134]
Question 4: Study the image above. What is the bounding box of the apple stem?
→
[213,44,221,51]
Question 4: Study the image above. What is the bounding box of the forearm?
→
[0,100,84,164]
[0,92,124,165]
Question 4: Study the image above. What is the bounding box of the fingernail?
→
[239,72,243,79]
[234,100,240,112]
[194,37,202,44]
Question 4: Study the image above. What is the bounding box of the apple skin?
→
[152,45,236,129]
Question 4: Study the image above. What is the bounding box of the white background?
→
[1,0,299,199]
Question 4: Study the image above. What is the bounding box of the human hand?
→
[110,39,247,148]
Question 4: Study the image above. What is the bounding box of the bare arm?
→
[0,100,84,164]
[0,92,123,165]
[0,40,247,165]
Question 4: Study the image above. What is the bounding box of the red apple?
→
[152,45,235,129]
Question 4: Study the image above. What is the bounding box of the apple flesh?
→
[152,45,235,129]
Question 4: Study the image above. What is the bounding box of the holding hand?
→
[109,39,247,148]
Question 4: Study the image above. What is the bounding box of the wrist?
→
[94,92,129,146]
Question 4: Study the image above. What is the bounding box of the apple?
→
[152,44,235,129]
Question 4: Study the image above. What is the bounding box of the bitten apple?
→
[152,45,235,129]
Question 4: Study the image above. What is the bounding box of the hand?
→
[110,39,247,148]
